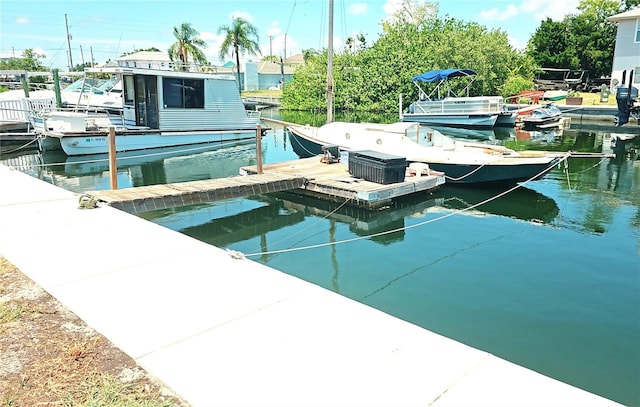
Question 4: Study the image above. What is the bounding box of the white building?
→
[608,8,640,89]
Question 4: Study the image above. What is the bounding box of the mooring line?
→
[244,154,572,257]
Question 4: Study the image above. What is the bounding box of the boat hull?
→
[54,129,258,156]
[288,124,563,184]
[424,159,563,184]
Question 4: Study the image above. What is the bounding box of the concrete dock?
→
[0,163,621,406]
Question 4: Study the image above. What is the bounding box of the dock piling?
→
[108,126,117,190]
[256,124,263,174]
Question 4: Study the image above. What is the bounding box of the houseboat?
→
[37,67,261,156]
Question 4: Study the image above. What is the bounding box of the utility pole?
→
[90,46,95,67]
[326,0,334,123]
[80,45,85,66]
[269,35,272,59]
[65,14,73,70]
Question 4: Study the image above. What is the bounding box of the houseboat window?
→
[124,76,135,105]
[162,78,204,109]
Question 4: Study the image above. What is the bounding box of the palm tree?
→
[218,17,261,91]
[168,23,208,71]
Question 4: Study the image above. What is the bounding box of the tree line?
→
[281,0,639,112]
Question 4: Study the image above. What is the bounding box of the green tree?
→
[168,23,208,71]
[0,48,48,71]
[527,0,619,78]
[527,18,578,69]
[218,17,261,91]
[282,10,535,112]
[120,47,161,57]
[570,0,619,77]
[302,48,319,63]
[0,49,49,87]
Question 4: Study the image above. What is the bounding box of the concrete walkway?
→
[0,164,621,407]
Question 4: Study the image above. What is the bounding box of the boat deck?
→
[241,156,446,208]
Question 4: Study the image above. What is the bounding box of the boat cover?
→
[412,68,477,83]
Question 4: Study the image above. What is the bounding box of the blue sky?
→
[0,0,580,70]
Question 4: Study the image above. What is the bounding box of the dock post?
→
[52,69,62,108]
[20,73,29,98]
[108,127,118,189]
[256,124,263,174]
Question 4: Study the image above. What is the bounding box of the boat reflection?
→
[142,184,559,253]
[434,184,560,223]
[3,141,259,192]
[428,125,516,142]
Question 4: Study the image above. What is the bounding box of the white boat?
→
[401,69,517,129]
[287,121,565,184]
[0,75,125,133]
[36,67,261,155]
[58,76,123,111]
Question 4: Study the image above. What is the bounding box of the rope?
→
[256,197,355,263]
[1,137,39,154]
[288,128,322,158]
[243,153,572,258]
[443,163,487,182]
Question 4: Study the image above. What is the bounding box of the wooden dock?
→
[87,156,445,213]
[241,157,446,208]
[87,173,306,214]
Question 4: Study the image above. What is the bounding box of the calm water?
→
[2,111,639,405]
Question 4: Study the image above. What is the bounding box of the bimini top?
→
[412,68,477,83]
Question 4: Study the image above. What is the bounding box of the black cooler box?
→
[348,150,407,184]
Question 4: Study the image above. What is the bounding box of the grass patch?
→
[59,374,177,407]
[0,301,27,325]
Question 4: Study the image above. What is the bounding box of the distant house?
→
[608,8,640,89]
[0,53,22,63]
[244,54,304,91]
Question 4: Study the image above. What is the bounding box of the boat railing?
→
[411,98,505,114]
[0,97,56,123]
[247,110,262,119]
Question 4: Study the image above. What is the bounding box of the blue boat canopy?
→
[412,68,477,83]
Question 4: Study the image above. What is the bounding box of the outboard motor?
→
[616,70,639,126]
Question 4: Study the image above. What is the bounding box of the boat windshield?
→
[63,78,117,94]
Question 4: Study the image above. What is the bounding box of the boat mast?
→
[326,0,334,123]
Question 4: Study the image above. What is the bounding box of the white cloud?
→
[15,17,30,24]
[383,0,403,16]
[481,0,580,23]
[348,3,369,15]
[479,5,518,21]
[266,21,282,38]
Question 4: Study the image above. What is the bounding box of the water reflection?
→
[2,141,264,193]
[142,183,559,252]
[428,126,515,142]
